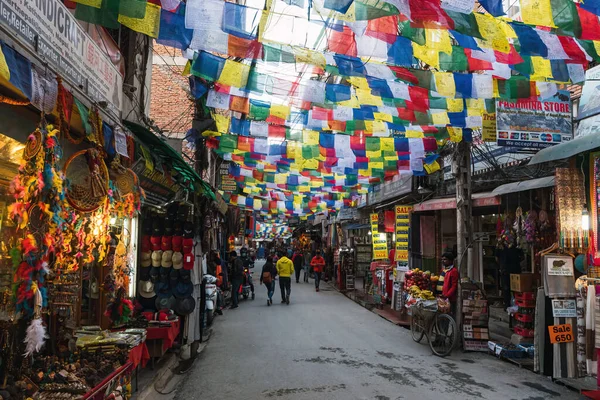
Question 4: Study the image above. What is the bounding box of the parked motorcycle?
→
[204,274,222,326]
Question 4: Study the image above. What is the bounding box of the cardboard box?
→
[510,273,534,292]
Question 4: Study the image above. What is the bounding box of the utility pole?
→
[453,140,472,335]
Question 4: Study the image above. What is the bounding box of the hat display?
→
[161,236,172,251]
[149,267,160,282]
[162,250,174,268]
[182,238,194,254]
[172,252,183,269]
[151,250,163,267]
[174,295,196,316]
[150,236,162,251]
[183,253,194,270]
[172,236,183,252]
[141,251,152,267]
[173,220,183,236]
[155,281,171,296]
[156,295,175,311]
[170,268,180,283]
[179,268,191,283]
[164,219,174,235]
[152,220,163,236]
[139,280,156,298]
[173,281,193,298]
[142,235,151,252]
[139,268,151,281]
[183,221,194,238]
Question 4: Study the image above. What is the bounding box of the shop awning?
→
[528,133,600,165]
[492,176,555,196]
[413,192,500,212]
[124,121,215,199]
[343,223,370,230]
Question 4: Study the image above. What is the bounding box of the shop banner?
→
[482,112,496,142]
[577,65,600,122]
[547,256,574,276]
[132,159,179,207]
[496,91,572,149]
[219,161,237,192]
[395,206,411,262]
[0,0,123,117]
[370,213,387,260]
[551,299,577,318]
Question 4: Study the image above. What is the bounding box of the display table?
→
[82,362,133,400]
[146,320,180,368]
[128,342,150,369]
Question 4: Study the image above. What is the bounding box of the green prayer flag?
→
[439,47,469,72]
[400,21,426,46]
[75,0,120,29]
[73,98,92,134]
[551,0,581,38]
[119,0,147,18]
[366,137,380,151]
[219,135,237,152]
[249,103,270,120]
[429,97,447,110]
[445,11,483,39]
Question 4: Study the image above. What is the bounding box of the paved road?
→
[175,260,579,400]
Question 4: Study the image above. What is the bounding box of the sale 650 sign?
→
[548,324,574,344]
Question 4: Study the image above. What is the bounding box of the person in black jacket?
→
[230,251,245,309]
[292,249,304,283]
[260,256,278,306]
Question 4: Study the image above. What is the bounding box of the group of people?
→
[257,248,327,306]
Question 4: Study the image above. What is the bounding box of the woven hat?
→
[151,250,163,267]
[173,281,193,298]
[172,252,183,270]
[174,296,196,316]
[162,250,174,268]
[139,280,156,298]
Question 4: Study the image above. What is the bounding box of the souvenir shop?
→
[0,43,211,400]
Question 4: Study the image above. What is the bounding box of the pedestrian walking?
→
[303,251,311,282]
[310,250,326,292]
[260,256,277,306]
[292,249,303,283]
[276,250,294,304]
[229,251,245,309]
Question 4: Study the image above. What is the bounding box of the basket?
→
[514,292,536,301]
[514,313,534,323]
[514,326,534,338]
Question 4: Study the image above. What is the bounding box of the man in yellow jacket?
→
[276,249,295,304]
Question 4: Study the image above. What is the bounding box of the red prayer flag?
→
[366,16,399,44]
[578,5,600,41]
[328,27,357,56]
[409,0,454,29]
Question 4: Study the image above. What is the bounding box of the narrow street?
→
[175,262,578,400]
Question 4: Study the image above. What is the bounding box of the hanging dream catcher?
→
[22,130,42,161]
[65,149,109,213]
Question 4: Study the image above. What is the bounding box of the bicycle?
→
[410,301,458,357]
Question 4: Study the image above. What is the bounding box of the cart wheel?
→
[429,314,457,357]
[410,314,425,343]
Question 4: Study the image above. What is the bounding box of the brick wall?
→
[150,43,195,166]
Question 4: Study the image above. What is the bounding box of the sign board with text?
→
[496,91,572,149]
[0,0,123,117]
[548,324,574,344]
[551,300,577,318]
[547,256,574,276]
[371,213,387,260]
[395,206,411,262]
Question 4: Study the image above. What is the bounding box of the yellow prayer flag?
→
[303,130,320,145]
[183,61,191,76]
[413,43,440,68]
[270,104,290,120]
[473,13,510,53]
[275,174,288,184]
[358,169,370,176]
[0,47,10,81]
[432,112,450,126]
[424,160,441,174]
[243,187,252,194]
[303,159,319,170]
[356,88,383,106]
[426,29,452,55]
[348,77,370,89]
[372,120,387,134]
[366,150,382,158]
[218,60,250,88]
[448,126,463,143]
[466,99,485,111]
[364,121,374,133]
[380,138,395,152]
[493,78,500,98]
[446,99,463,112]
[374,112,393,122]
[434,72,455,97]
[254,199,263,210]
[214,114,230,134]
[370,162,384,170]
[531,56,552,80]
[118,3,161,38]
[405,130,424,138]
[338,96,360,108]
[520,0,555,28]
[294,48,326,68]
[202,130,220,137]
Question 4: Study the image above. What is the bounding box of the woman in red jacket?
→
[441,252,459,316]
